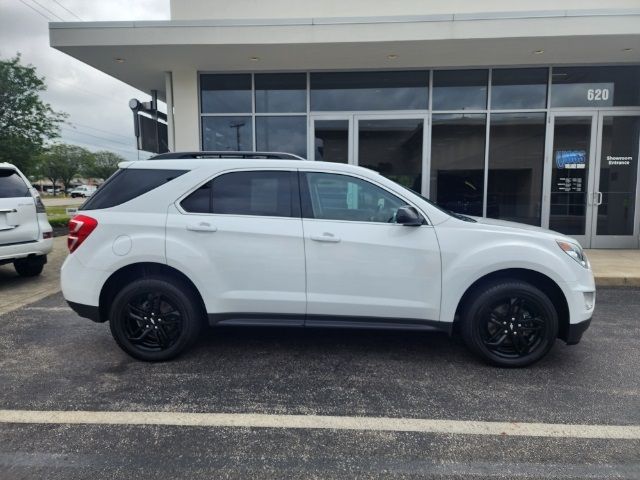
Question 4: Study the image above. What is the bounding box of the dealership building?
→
[50,0,640,248]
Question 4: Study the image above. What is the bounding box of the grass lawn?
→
[45,205,77,228]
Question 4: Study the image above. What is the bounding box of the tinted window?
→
[181,181,211,213]
[211,171,297,217]
[256,116,307,158]
[551,66,640,107]
[491,68,548,109]
[0,170,29,198]
[82,169,187,210]
[302,172,406,223]
[487,113,546,226]
[430,114,486,216]
[310,71,428,111]
[433,70,488,110]
[255,73,306,113]
[202,116,253,151]
[200,74,252,113]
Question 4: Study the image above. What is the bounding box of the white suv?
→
[61,152,595,367]
[0,163,53,276]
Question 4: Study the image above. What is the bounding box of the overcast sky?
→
[0,0,170,161]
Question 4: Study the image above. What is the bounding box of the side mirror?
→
[396,206,423,226]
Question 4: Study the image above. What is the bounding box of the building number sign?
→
[587,88,610,102]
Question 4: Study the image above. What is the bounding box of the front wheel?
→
[109,277,203,361]
[460,280,558,367]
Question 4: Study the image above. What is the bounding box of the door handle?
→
[595,192,603,206]
[310,233,341,243]
[0,208,17,214]
[186,222,218,232]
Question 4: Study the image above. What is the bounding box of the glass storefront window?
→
[201,74,252,113]
[551,66,640,107]
[432,70,488,111]
[256,116,307,158]
[255,73,307,113]
[357,118,424,190]
[487,113,546,225]
[202,116,253,151]
[430,114,486,216]
[310,71,428,111]
[491,68,548,110]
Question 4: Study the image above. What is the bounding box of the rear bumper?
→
[0,237,53,263]
[565,317,592,345]
[67,301,102,323]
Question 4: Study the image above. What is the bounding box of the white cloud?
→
[0,0,170,161]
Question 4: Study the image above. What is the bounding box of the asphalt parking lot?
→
[0,288,638,479]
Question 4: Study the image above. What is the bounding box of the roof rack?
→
[149,151,306,160]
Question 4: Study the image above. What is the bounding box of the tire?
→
[460,280,558,368]
[14,256,45,277]
[109,277,204,362]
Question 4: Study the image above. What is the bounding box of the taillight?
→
[68,215,98,253]
[34,195,46,213]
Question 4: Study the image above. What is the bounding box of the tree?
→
[0,54,66,176]
[38,144,94,193]
[84,150,123,180]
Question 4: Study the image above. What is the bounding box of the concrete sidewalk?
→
[586,249,640,287]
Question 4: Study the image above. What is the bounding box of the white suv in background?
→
[70,185,97,198]
[61,152,595,367]
[0,163,53,276]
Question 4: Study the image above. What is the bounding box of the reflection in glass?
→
[549,117,592,235]
[432,70,488,110]
[430,114,486,216]
[202,116,253,151]
[310,71,428,111]
[596,116,640,236]
[255,73,307,113]
[358,119,423,190]
[314,120,349,163]
[256,116,307,158]
[491,68,548,109]
[551,66,640,107]
[488,113,546,225]
[200,74,252,113]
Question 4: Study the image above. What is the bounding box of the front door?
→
[309,115,354,164]
[299,170,441,324]
[545,112,640,248]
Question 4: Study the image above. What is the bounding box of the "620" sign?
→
[587,88,610,102]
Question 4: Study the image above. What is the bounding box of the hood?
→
[467,216,579,244]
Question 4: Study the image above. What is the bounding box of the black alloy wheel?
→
[109,277,203,361]
[460,280,558,367]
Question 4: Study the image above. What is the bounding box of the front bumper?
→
[67,301,101,323]
[565,317,592,345]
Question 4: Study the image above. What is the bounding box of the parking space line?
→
[22,307,71,312]
[0,410,638,439]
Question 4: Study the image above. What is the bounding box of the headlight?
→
[556,240,590,269]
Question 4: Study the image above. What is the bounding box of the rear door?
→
[0,168,39,246]
[166,169,306,322]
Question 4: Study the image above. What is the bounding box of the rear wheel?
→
[109,277,203,361]
[14,256,46,277]
[460,280,558,367]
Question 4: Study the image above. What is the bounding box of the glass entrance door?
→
[310,116,353,163]
[545,112,640,248]
[546,113,598,246]
[590,113,640,248]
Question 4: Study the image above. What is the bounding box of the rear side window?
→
[0,169,29,198]
[82,169,187,210]
[181,171,299,218]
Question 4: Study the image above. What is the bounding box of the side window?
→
[208,171,298,217]
[302,172,407,223]
[0,169,30,198]
[181,181,211,213]
[83,169,187,210]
